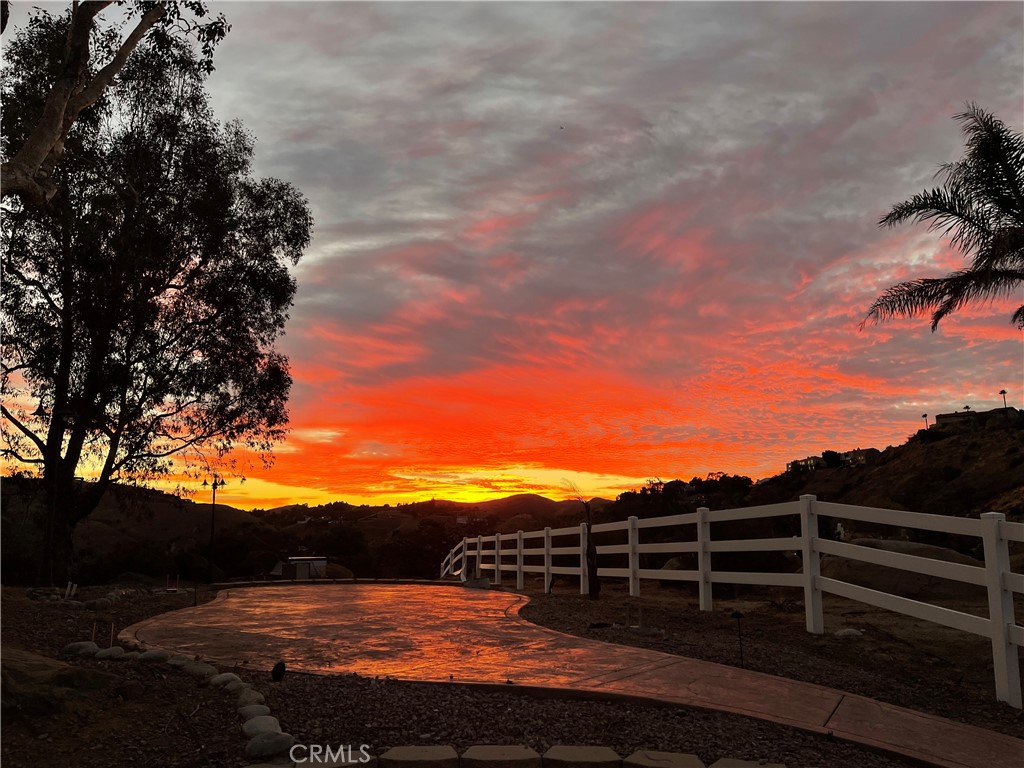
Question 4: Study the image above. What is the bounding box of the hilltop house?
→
[841,448,880,467]
[786,456,825,473]
[934,406,1019,429]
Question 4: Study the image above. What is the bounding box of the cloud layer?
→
[21,2,1022,507]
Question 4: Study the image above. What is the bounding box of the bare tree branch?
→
[0,402,47,455]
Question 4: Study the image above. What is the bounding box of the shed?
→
[287,556,327,580]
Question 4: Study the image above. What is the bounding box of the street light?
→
[922,413,928,429]
[999,389,1008,409]
[203,476,226,583]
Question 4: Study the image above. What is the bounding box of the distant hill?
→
[3,412,1019,584]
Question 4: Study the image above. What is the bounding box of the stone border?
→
[66,639,788,768]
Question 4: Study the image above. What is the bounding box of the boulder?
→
[95,646,126,660]
[2,648,118,718]
[139,649,171,663]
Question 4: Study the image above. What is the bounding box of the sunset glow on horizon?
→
[5,2,1023,512]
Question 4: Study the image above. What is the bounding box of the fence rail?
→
[439,495,1024,708]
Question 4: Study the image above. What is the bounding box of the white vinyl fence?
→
[439,495,1024,708]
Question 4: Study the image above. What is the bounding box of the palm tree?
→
[864,104,1024,331]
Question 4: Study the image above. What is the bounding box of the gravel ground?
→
[3,581,1020,768]
[262,669,917,768]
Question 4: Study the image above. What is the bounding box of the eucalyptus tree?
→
[0,1,228,209]
[864,105,1024,330]
[1,12,313,581]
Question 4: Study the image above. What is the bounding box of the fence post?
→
[579,522,589,595]
[516,530,524,591]
[475,535,483,580]
[981,512,1022,708]
[543,526,552,593]
[494,532,502,586]
[800,495,823,634]
[628,516,640,597]
[697,507,712,611]
[459,537,468,582]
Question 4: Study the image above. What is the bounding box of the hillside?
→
[2,414,1020,584]
[748,419,1024,519]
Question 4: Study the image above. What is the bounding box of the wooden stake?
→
[109,623,114,648]
[91,621,97,642]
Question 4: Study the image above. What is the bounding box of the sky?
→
[7,1,1024,509]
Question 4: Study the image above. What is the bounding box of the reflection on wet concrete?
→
[121,584,1024,768]
[127,584,645,684]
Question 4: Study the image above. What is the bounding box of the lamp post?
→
[999,389,1008,409]
[922,413,928,429]
[203,476,226,583]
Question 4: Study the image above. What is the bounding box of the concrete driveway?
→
[122,583,1022,768]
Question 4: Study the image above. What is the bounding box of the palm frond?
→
[953,102,1024,223]
[869,105,1024,330]
[863,267,1024,331]
[879,185,992,256]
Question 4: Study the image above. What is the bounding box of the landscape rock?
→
[462,745,541,768]
[167,655,192,667]
[121,651,141,661]
[241,714,282,738]
[835,628,863,638]
[61,641,99,657]
[209,672,242,687]
[624,751,706,768]
[95,646,126,659]
[380,746,459,768]
[183,660,218,678]
[238,703,271,720]
[138,649,171,663]
[543,746,621,768]
[245,731,294,760]
[237,688,266,706]
[224,678,249,693]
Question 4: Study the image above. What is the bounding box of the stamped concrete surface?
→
[121,584,1022,768]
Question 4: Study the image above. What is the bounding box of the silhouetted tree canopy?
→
[1,12,312,581]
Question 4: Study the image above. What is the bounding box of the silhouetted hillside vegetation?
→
[2,416,1020,585]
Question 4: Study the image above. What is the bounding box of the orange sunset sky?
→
[5,2,1024,510]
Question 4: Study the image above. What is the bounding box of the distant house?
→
[934,407,1019,429]
[786,456,825,473]
[841,448,880,467]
